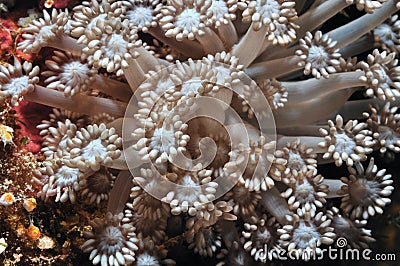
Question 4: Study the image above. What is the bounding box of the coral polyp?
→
[1,0,400,265]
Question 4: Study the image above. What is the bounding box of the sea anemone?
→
[274,139,317,179]
[37,107,87,137]
[79,17,142,77]
[360,49,400,101]
[242,214,280,261]
[17,9,68,53]
[122,0,161,33]
[161,167,218,216]
[338,157,394,220]
[0,57,40,106]
[363,102,400,153]
[185,200,236,256]
[281,170,328,212]
[42,51,97,96]
[128,169,171,217]
[158,0,210,41]
[230,135,281,192]
[123,211,167,243]
[373,15,400,53]
[278,209,335,261]
[81,212,138,266]
[79,166,116,204]
[39,118,78,160]
[318,114,374,167]
[35,159,85,203]
[135,238,175,266]
[327,207,375,249]
[64,123,122,172]
[296,31,341,79]
[223,181,261,218]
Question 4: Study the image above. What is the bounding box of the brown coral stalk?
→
[232,23,269,67]
[93,75,132,101]
[284,71,366,104]
[260,187,291,225]
[274,89,354,127]
[329,0,399,49]
[47,34,84,54]
[216,20,238,49]
[246,55,301,79]
[24,85,127,117]
[107,170,133,215]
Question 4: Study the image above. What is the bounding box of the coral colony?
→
[1,0,400,265]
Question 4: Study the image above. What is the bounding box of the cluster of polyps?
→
[1,0,400,265]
